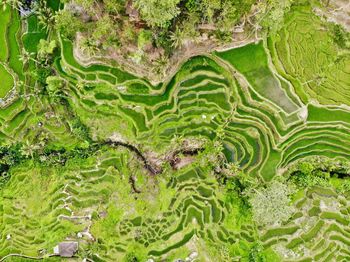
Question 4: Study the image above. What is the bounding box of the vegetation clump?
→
[249,180,295,226]
[287,157,350,191]
[53,0,257,76]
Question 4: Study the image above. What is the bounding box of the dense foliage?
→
[249,181,295,226]
[52,0,256,73]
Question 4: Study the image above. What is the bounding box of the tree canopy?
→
[134,0,181,28]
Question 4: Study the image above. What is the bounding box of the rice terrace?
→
[0,0,349,261]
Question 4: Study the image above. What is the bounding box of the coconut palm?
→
[18,48,37,65]
[1,0,23,12]
[80,37,99,56]
[34,1,55,32]
[76,79,87,90]
[170,26,186,48]
[170,134,184,152]
[20,140,40,159]
[15,79,24,90]
[151,55,169,76]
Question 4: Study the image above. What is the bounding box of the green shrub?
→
[134,0,181,28]
[54,10,83,39]
[249,181,295,226]
[332,24,350,49]
[138,29,153,50]
[248,242,266,262]
[124,252,138,262]
[339,179,350,195]
[71,117,92,143]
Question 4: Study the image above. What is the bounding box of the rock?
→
[201,33,208,41]
[189,251,198,259]
[99,211,107,218]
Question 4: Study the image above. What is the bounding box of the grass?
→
[0,7,11,62]
[0,63,14,98]
[7,10,23,79]
[307,104,350,124]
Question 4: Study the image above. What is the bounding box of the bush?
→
[339,180,350,195]
[332,24,350,49]
[249,181,295,226]
[287,158,350,188]
[0,144,27,189]
[134,0,181,28]
[225,176,250,209]
[55,10,83,39]
[124,252,138,262]
[138,29,153,50]
[155,29,173,55]
[248,242,266,262]
[32,66,53,87]
[71,117,92,143]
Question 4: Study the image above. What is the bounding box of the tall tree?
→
[19,48,37,65]
[37,39,57,64]
[200,0,221,23]
[259,0,293,34]
[170,26,186,48]
[35,1,55,32]
[79,36,99,56]
[46,76,64,96]
[1,0,23,12]
[92,15,119,49]
[134,0,181,28]
[54,10,83,39]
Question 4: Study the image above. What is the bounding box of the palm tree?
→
[1,0,23,12]
[80,37,99,56]
[34,1,55,32]
[170,134,183,151]
[20,140,40,159]
[151,55,169,76]
[18,48,37,65]
[170,27,186,48]
[76,79,86,90]
[15,79,24,89]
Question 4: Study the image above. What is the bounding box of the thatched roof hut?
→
[53,242,78,257]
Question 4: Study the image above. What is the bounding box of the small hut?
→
[53,242,78,257]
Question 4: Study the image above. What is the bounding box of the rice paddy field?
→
[0,0,349,261]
